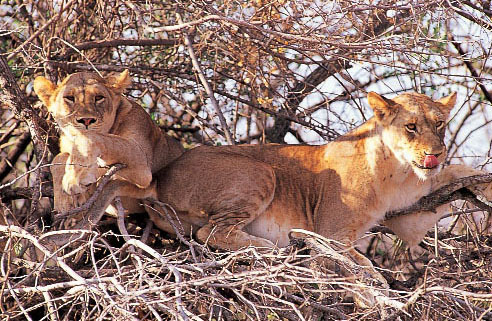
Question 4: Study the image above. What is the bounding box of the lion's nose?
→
[77,117,96,127]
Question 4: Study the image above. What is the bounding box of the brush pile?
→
[1,210,492,321]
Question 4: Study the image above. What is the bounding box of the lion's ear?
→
[33,76,56,108]
[367,92,397,122]
[105,69,131,94]
[436,92,457,115]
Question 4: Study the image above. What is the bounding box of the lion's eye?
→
[95,95,105,103]
[64,96,75,103]
[436,121,444,129]
[405,123,417,132]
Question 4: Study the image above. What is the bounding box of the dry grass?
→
[1,208,492,321]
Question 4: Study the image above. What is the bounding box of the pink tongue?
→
[423,155,439,168]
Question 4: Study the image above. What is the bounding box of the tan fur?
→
[384,166,492,247]
[146,92,492,260]
[34,71,183,215]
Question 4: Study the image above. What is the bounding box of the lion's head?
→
[367,91,456,180]
[34,70,131,137]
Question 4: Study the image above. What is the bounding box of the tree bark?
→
[385,173,492,220]
[0,131,31,182]
[0,52,59,158]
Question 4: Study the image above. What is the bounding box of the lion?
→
[142,91,492,268]
[33,70,183,222]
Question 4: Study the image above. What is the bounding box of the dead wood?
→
[0,53,59,158]
[385,173,492,220]
[0,185,53,202]
[0,131,31,182]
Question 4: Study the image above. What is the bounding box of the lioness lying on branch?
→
[34,70,183,225]
[143,91,492,271]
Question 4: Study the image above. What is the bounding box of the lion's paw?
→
[62,172,86,194]
[78,167,98,186]
[62,163,98,195]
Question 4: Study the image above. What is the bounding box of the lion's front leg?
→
[51,153,92,214]
[385,164,492,248]
[384,205,449,248]
[61,136,100,195]
[83,132,152,189]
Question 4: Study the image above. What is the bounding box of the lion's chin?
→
[411,163,440,181]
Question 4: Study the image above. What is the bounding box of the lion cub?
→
[147,92,492,266]
[34,70,183,220]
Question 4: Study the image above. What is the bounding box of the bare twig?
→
[115,197,131,243]
[0,52,58,157]
[5,0,77,60]
[451,35,492,107]
[72,38,178,51]
[144,198,199,263]
[0,225,85,282]
[177,14,235,145]
[289,229,407,311]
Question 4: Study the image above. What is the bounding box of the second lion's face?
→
[369,92,456,180]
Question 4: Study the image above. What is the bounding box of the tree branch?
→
[0,51,58,223]
[451,35,492,107]
[266,5,414,143]
[0,52,59,157]
[5,0,77,60]
[177,14,235,145]
[385,173,492,220]
[267,59,350,143]
[0,131,31,182]
[0,184,53,202]
[58,38,179,60]
[75,38,178,51]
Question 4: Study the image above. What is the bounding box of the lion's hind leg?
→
[197,163,278,250]
[196,206,276,250]
[195,174,277,250]
[157,151,278,251]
